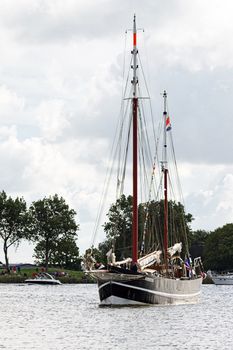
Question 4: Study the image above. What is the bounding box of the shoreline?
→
[0,276,95,284]
[0,273,213,284]
[0,269,95,284]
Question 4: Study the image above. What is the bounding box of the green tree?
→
[34,236,80,269]
[0,191,29,272]
[52,237,80,269]
[189,230,209,260]
[29,194,79,271]
[102,194,193,261]
[140,200,193,258]
[103,194,132,259]
[33,240,55,266]
[96,240,112,265]
[204,223,233,271]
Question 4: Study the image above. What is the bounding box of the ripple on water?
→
[0,284,233,349]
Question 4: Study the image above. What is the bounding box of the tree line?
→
[1,190,233,273]
[190,225,233,272]
[88,194,233,272]
[0,191,80,272]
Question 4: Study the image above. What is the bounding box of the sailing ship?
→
[87,15,204,306]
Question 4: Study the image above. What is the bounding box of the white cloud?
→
[35,100,70,141]
[0,85,25,121]
[216,174,233,213]
[0,125,17,141]
[184,166,233,231]
[149,0,233,71]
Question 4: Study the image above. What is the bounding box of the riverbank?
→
[0,267,213,284]
[0,268,94,284]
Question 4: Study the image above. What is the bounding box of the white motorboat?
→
[25,272,62,285]
[207,270,233,285]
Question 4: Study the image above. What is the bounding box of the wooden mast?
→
[163,90,168,272]
[132,15,138,263]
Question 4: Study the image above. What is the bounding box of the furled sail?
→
[167,242,182,257]
[138,250,162,269]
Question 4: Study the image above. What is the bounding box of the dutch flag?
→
[166,116,172,131]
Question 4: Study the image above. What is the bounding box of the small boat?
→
[207,270,233,285]
[25,272,62,285]
[86,15,204,306]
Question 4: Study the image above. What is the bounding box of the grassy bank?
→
[0,268,95,284]
[0,267,213,284]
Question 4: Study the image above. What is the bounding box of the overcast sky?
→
[0,0,233,263]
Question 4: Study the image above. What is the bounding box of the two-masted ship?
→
[87,15,204,306]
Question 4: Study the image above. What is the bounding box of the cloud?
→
[184,166,233,231]
[0,0,233,263]
[0,126,31,192]
[35,99,70,141]
[216,174,233,213]
[146,0,233,71]
[0,0,130,44]
[0,85,25,121]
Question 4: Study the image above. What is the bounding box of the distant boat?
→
[207,270,233,285]
[25,272,62,285]
[87,15,204,306]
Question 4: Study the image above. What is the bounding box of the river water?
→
[0,283,232,350]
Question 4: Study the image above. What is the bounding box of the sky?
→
[0,0,233,263]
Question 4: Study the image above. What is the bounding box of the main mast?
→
[163,90,168,272]
[132,15,138,263]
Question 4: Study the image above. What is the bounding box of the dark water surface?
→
[0,283,233,349]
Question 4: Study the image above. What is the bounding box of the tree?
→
[53,237,80,269]
[52,237,80,269]
[189,230,209,259]
[33,240,55,267]
[139,200,193,258]
[0,191,28,272]
[29,194,79,271]
[34,236,80,269]
[204,223,233,271]
[103,194,132,259]
[102,194,193,261]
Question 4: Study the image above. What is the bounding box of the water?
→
[0,283,233,350]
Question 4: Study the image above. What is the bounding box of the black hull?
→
[97,274,202,306]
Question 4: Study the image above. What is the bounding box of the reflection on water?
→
[0,283,233,349]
